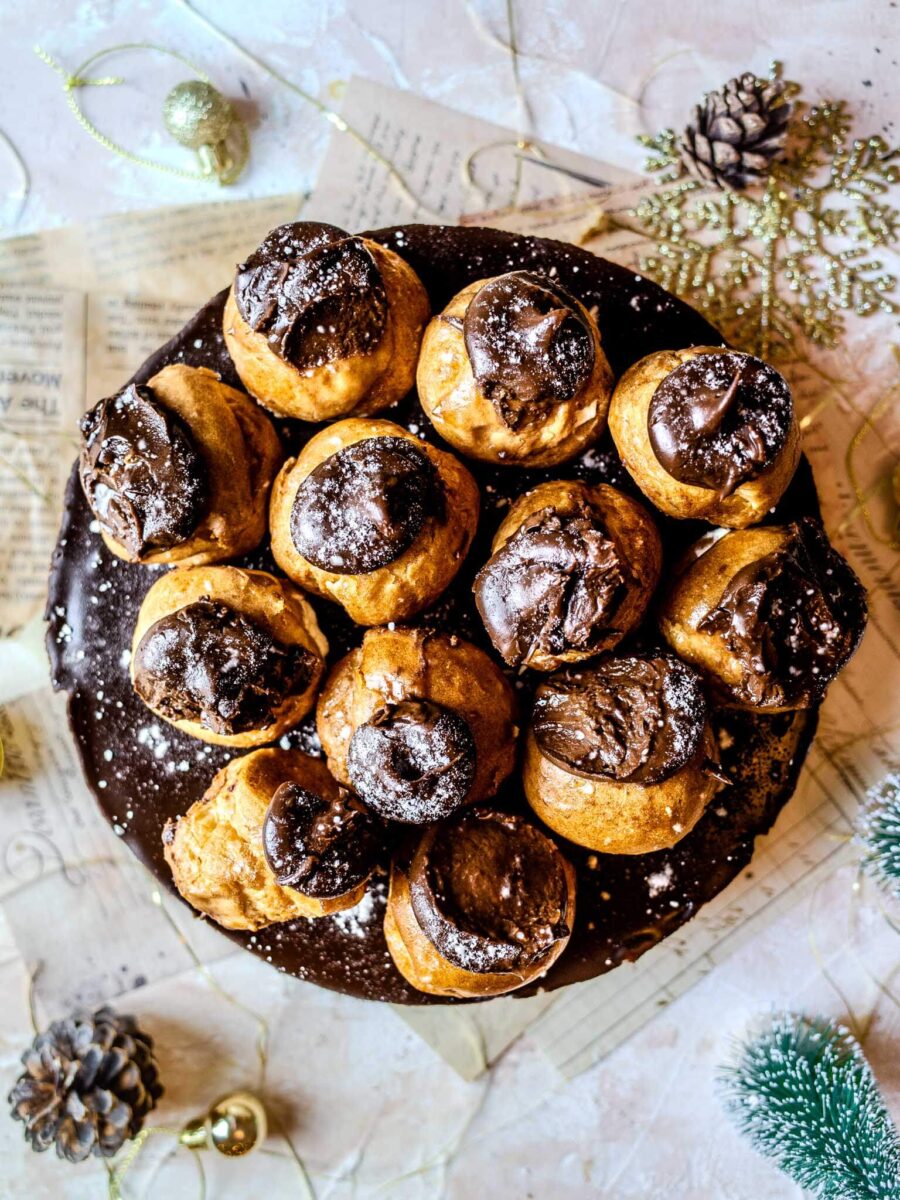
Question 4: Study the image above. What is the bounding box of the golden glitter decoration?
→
[633,64,900,359]
[179,1090,268,1157]
[163,80,248,184]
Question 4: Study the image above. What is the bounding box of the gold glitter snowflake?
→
[633,67,900,359]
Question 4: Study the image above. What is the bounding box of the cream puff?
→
[131,566,327,747]
[316,626,518,823]
[658,518,867,710]
[384,807,576,997]
[163,748,383,930]
[416,271,614,467]
[223,222,430,421]
[608,347,800,527]
[474,479,662,671]
[523,652,724,855]
[78,365,282,565]
[269,418,479,625]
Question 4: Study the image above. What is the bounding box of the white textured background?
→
[1,2,898,1198]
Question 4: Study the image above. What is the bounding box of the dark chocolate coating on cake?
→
[133,599,316,736]
[347,700,476,824]
[648,351,792,497]
[463,271,595,429]
[263,782,382,897]
[532,654,708,785]
[47,224,823,1005]
[235,221,387,370]
[290,436,444,574]
[474,503,628,667]
[79,383,207,557]
[699,518,867,707]
[408,808,572,973]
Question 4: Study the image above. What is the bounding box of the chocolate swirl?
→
[463,271,595,429]
[133,599,317,735]
[79,384,207,557]
[290,436,444,574]
[698,518,867,707]
[262,781,382,898]
[648,351,793,498]
[347,700,476,824]
[234,221,387,370]
[474,503,629,667]
[408,809,572,974]
[532,654,708,785]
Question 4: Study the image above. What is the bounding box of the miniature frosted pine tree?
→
[720,1013,900,1199]
[858,772,900,901]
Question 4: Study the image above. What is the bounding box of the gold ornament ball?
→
[163,80,234,149]
[179,1090,267,1157]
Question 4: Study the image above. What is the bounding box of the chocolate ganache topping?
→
[408,809,571,974]
[262,781,382,898]
[463,271,595,429]
[347,700,476,824]
[234,221,387,370]
[474,503,629,667]
[133,599,317,735]
[290,436,444,574]
[698,518,867,707]
[79,384,207,557]
[648,351,793,498]
[532,653,708,785]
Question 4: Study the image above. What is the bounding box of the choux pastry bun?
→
[474,478,662,671]
[131,566,327,747]
[79,364,282,565]
[223,221,430,421]
[416,271,614,467]
[608,347,800,527]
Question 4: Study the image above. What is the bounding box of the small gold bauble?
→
[179,1090,267,1157]
[163,80,234,150]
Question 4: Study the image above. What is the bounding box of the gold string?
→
[0,127,30,227]
[34,44,247,183]
[149,887,269,1085]
[173,0,445,222]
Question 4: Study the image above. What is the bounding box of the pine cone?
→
[680,73,792,190]
[8,1006,163,1162]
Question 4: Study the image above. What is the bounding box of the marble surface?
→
[1,2,898,1197]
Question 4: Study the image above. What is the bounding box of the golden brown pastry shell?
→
[163,748,367,931]
[269,417,480,625]
[608,347,800,527]
[523,727,719,856]
[101,364,282,566]
[383,851,575,998]
[223,239,430,422]
[316,626,518,806]
[486,478,663,670]
[131,565,328,747]
[415,276,614,467]
[658,525,807,711]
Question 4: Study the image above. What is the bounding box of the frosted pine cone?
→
[681,72,792,189]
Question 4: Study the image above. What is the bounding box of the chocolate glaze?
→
[47,224,823,1005]
[698,518,867,707]
[648,352,792,497]
[464,271,595,429]
[79,383,207,557]
[347,700,476,824]
[408,809,571,973]
[133,599,317,736]
[235,221,387,370]
[263,782,382,897]
[532,654,709,785]
[474,503,629,667]
[290,437,444,574]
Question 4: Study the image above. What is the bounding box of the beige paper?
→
[306,76,636,231]
[0,193,300,300]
